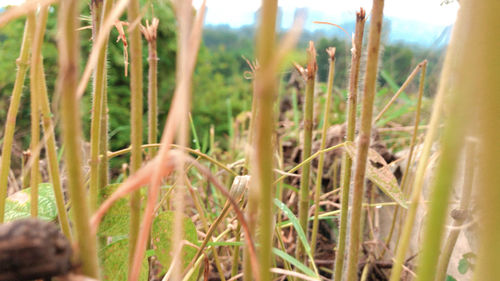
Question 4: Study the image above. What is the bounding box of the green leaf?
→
[344,142,408,208]
[272,248,316,277]
[100,239,148,281]
[152,211,199,279]
[446,275,457,281]
[273,198,311,254]
[380,70,400,92]
[4,183,57,222]
[458,257,469,274]
[98,184,129,236]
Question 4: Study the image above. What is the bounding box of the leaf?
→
[458,257,469,274]
[100,238,149,281]
[151,211,198,279]
[272,248,316,278]
[344,142,407,208]
[98,184,129,236]
[446,275,457,281]
[273,198,311,253]
[4,183,57,222]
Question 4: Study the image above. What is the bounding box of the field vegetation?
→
[0,0,498,281]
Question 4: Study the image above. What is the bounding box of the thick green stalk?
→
[435,140,475,281]
[251,0,278,280]
[29,5,42,218]
[471,2,500,280]
[296,42,317,263]
[388,5,464,280]
[89,0,112,212]
[417,0,496,280]
[57,0,99,277]
[34,5,72,239]
[333,9,365,281]
[468,2,500,280]
[344,1,384,280]
[0,15,33,222]
[127,0,144,271]
[414,61,468,281]
[310,48,335,256]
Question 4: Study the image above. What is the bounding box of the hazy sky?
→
[192,0,459,28]
[0,0,459,29]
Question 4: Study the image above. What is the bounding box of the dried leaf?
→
[344,141,407,208]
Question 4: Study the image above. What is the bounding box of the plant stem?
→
[99,82,109,189]
[414,66,468,281]
[142,18,159,159]
[388,6,465,280]
[34,3,72,239]
[470,2,500,280]
[57,0,99,276]
[251,0,279,279]
[38,59,73,240]
[128,0,144,272]
[374,62,424,123]
[435,140,475,281]
[28,7,39,218]
[344,1,384,280]
[416,0,494,279]
[310,48,335,256]
[333,9,365,281]
[0,15,34,222]
[89,0,113,212]
[296,42,317,263]
[381,60,426,258]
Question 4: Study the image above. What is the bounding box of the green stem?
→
[310,48,335,256]
[0,15,33,222]
[89,0,113,212]
[345,1,384,280]
[127,0,144,271]
[57,0,99,277]
[389,7,463,280]
[251,0,279,279]
[435,140,475,281]
[296,42,317,263]
[333,9,365,281]
[28,7,39,218]
[414,67,467,281]
[145,19,159,159]
[38,58,73,239]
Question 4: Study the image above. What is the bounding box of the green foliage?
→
[446,275,457,281]
[4,183,57,222]
[101,238,149,281]
[98,183,129,236]
[151,211,198,278]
